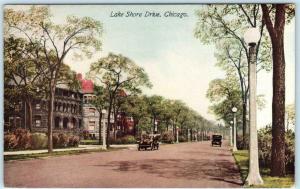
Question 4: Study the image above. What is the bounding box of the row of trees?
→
[4,6,221,153]
[194,4,294,177]
[87,53,221,147]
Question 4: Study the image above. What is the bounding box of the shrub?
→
[237,135,249,150]
[285,130,295,173]
[13,128,31,150]
[121,135,136,144]
[58,133,69,148]
[258,125,295,173]
[81,130,90,140]
[179,136,187,142]
[161,132,174,144]
[258,126,272,167]
[68,135,80,147]
[52,134,59,148]
[31,133,47,150]
[4,134,18,150]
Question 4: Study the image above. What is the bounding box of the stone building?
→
[5,73,134,139]
[5,86,83,135]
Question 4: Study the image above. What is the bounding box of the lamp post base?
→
[233,146,238,152]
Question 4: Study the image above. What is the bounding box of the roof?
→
[77,73,94,94]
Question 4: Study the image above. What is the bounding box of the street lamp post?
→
[229,121,233,147]
[244,27,263,185]
[102,109,107,150]
[176,126,179,143]
[154,120,158,134]
[232,107,238,152]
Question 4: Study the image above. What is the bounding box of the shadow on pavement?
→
[93,158,242,186]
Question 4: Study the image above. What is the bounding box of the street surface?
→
[5,141,242,188]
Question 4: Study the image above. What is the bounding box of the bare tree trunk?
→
[262,4,286,177]
[47,82,56,153]
[106,102,112,148]
[242,100,248,149]
[133,119,139,137]
[99,112,102,145]
[271,27,286,177]
[25,99,33,132]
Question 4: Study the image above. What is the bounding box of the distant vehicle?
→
[211,135,222,147]
[137,134,160,151]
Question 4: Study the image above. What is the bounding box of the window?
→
[35,116,42,127]
[88,121,96,131]
[36,103,41,110]
[89,108,96,116]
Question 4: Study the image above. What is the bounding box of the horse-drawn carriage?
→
[137,134,160,151]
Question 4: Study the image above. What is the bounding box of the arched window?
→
[63,117,69,129]
[55,117,60,129]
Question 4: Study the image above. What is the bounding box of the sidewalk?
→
[4,144,137,156]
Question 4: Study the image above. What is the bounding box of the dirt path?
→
[4,141,242,188]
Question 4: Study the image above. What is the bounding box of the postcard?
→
[3,4,295,188]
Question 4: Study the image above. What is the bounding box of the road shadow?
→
[93,158,243,186]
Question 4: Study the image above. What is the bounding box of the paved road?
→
[4,141,242,188]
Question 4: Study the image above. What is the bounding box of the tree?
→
[195,4,271,148]
[88,53,152,147]
[91,85,108,145]
[206,75,242,124]
[124,95,150,136]
[261,4,295,176]
[145,95,164,134]
[4,37,44,131]
[4,6,103,153]
[4,36,80,132]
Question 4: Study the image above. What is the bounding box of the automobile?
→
[211,135,222,147]
[137,134,160,151]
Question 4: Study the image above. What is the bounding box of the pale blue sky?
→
[6,5,295,128]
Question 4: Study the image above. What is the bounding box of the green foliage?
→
[31,133,48,150]
[80,140,99,145]
[88,53,152,95]
[258,125,294,173]
[206,75,242,124]
[233,150,294,188]
[161,132,174,144]
[110,135,136,144]
[121,135,136,144]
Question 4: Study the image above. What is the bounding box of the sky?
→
[6,5,295,128]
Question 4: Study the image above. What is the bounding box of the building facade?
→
[5,87,83,135]
[5,73,134,139]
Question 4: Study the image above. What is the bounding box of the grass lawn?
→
[4,147,125,161]
[233,150,294,188]
[80,139,100,145]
